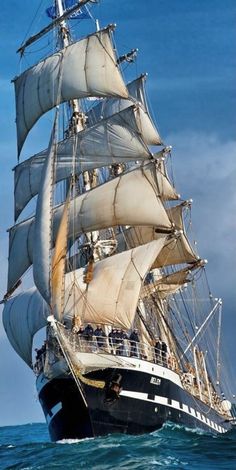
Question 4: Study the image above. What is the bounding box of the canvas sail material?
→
[118,227,197,267]
[87,74,148,125]
[141,266,192,300]
[2,288,48,368]
[33,111,58,304]
[8,162,175,290]
[14,106,152,219]
[87,74,161,145]
[116,204,198,267]
[14,27,128,155]
[63,239,167,329]
[51,194,70,322]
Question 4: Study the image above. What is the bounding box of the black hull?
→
[37,361,232,442]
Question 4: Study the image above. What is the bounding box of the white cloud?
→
[166,131,236,301]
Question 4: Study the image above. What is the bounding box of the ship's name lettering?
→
[150,377,161,386]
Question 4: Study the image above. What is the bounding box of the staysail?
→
[33,111,58,304]
[14,26,128,155]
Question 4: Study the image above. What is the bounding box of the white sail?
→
[51,194,70,322]
[117,204,198,266]
[87,74,162,145]
[141,267,192,300]
[14,106,151,219]
[2,288,48,368]
[63,239,167,329]
[141,267,191,299]
[8,162,175,291]
[33,112,58,304]
[152,235,198,268]
[14,26,128,155]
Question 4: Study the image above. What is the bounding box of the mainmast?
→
[56,0,85,134]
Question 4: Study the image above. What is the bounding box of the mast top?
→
[17,0,97,55]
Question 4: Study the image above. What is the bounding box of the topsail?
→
[14,106,152,219]
[14,26,128,156]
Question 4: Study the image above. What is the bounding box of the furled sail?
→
[8,162,176,291]
[33,111,58,304]
[14,26,128,155]
[87,74,162,145]
[14,106,152,219]
[2,288,48,368]
[63,239,167,330]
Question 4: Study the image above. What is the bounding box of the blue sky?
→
[0,0,235,426]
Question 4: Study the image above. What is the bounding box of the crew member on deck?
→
[83,324,94,341]
[115,329,123,355]
[130,329,140,357]
[154,337,162,364]
[77,326,84,337]
[108,328,116,354]
[161,340,168,366]
[94,325,106,348]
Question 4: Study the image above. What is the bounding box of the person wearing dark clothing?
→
[161,341,168,365]
[40,340,47,355]
[83,324,94,341]
[77,326,84,337]
[108,329,116,353]
[94,325,106,348]
[129,329,140,357]
[76,326,85,350]
[35,348,40,361]
[115,329,123,355]
[154,338,162,364]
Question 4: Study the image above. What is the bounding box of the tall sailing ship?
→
[2,0,235,441]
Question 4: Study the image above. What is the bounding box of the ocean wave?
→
[1,423,236,470]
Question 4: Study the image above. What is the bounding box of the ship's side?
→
[36,356,231,442]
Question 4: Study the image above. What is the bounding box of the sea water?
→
[0,422,236,469]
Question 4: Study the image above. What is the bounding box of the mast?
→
[56,0,85,133]
[17,0,94,54]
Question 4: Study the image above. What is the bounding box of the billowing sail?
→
[51,194,70,321]
[33,112,58,304]
[116,204,198,267]
[8,162,176,291]
[141,266,192,300]
[87,74,162,145]
[14,26,128,155]
[63,239,167,330]
[14,106,152,219]
[2,288,48,368]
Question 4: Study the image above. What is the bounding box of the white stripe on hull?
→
[120,390,227,434]
[46,402,62,425]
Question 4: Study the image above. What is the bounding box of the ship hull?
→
[37,358,231,441]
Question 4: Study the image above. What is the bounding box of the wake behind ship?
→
[2,0,235,441]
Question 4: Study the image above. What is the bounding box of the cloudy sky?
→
[0,0,235,426]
